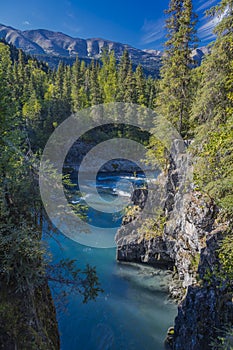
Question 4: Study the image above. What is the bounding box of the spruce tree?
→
[89,60,102,105]
[191,0,233,215]
[71,56,81,112]
[98,50,118,103]
[157,0,197,136]
[117,50,131,102]
[135,65,146,105]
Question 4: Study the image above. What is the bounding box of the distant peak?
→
[0,23,207,77]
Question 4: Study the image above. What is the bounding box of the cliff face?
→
[65,140,151,174]
[115,140,233,349]
[116,140,217,291]
[173,228,233,350]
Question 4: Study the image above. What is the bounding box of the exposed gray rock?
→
[115,186,174,268]
[0,23,208,75]
[173,226,233,350]
[64,140,152,173]
[116,235,174,268]
[0,23,162,75]
[116,139,217,291]
[115,139,232,349]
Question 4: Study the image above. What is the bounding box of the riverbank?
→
[47,235,177,350]
[115,140,233,349]
[47,171,177,350]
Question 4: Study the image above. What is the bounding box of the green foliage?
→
[138,209,166,240]
[0,221,46,292]
[218,233,233,284]
[210,325,233,350]
[99,50,118,102]
[0,285,59,349]
[200,229,233,290]
[0,42,125,346]
[191,0,233,218]
[146,0,198,172]
[157,0,198,136]
[192,122,233,217]
[0,300,20,339]
[47,259,103,304]
[190,252,200,271]
[146,135,169,170]
[1,6,232,342]
[0,41,159,347]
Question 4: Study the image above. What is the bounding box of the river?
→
[46,172,177,350]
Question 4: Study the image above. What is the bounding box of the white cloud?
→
[198,18,217,41]
[196,0,216,12]
[63,22,81,35]
[141,18,166,45]
[66,11,75,19]
[22,21,30,25]
[198,7,226,42]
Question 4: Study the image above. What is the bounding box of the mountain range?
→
[0,24,209,75]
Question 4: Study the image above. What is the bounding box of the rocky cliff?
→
[173,226,233,350]
[64,140,151,174]
[116,140,215,292]
[115,140,233,349]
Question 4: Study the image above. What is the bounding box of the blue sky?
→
[1,0,219,50]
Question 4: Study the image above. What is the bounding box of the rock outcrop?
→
[173,226,233,350]
[115,139,233,349]
[64,140,151,174]
[116,140,217,291]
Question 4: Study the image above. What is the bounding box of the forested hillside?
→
[154,0,233,347]
[0,40,157,348]
[149,0,232,229]
[0,0,232,348]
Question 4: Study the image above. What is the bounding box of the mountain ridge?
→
[0,23,209,75]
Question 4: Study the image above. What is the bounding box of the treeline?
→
[1,44,156,148]
[152,2,233,344]
[0,37,158,347]
[0,0,232,346]
[149,0,232,218]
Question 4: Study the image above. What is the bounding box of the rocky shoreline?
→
[115,140,233,349]
[65,138,233,349]
[64,140,153,174]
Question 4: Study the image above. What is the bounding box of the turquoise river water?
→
[46,172,177,350]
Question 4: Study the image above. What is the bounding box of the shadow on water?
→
[46,172,177,350]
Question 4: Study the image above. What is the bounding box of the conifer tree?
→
[123,63,136,103]
[71,56,81,112]
[89,60,102,105]
[54,61,65,99]
[191,0,233,215]
[157,0,197,136]
[117,50,131,101]
[98,50,118,103]
[0,43,13,128]
[135,65,147,106]
[145,76,157,110]
[0,44,103,348]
